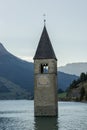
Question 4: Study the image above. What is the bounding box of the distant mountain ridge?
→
[58,71,78,90]
[59,63,87,76]
[0,76,31,99]
[0,43,34,99]
[0,43,9,55]
[0,43,78,99]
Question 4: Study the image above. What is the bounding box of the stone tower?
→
[33,25,58,116]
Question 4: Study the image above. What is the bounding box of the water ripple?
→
[0,100,87,130]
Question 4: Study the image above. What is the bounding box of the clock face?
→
[37,75,49,86]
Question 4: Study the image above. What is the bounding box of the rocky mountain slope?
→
[67,73,87,101]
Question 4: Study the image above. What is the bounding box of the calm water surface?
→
[0,100,87,130]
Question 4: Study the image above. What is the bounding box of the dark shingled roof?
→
[34,26,57,60]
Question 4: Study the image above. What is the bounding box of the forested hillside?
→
[67,72,87,101]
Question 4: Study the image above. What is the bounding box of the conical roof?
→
[34,26,57,60]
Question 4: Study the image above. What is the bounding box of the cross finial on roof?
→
[33,20,57,60]
[43,14,46,26]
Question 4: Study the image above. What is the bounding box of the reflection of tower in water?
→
[34,117,58,130]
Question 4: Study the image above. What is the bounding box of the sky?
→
[0,0,87,66]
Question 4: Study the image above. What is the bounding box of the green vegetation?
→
[80,86,85,101]
[69,72,87,89]
[58,92,67,98]
[58,89,67,101]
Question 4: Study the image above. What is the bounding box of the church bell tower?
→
[33,25,58,116]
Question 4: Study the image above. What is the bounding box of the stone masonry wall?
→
[34,59,58,116]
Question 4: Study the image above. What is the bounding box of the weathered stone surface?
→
[35,106,58,116]
[34,59,58,116]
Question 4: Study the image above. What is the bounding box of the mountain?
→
[59,63,87,76]
[0,43,78,99]
[0,43,34,99]
[67,73,87,101]
[58,72,78,91]
[0,77,31,99]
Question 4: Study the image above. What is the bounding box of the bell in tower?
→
[33,24,58,116]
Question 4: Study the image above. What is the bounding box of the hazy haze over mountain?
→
[59,63,87,76]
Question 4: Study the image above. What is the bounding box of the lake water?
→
[0,100,87,130]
